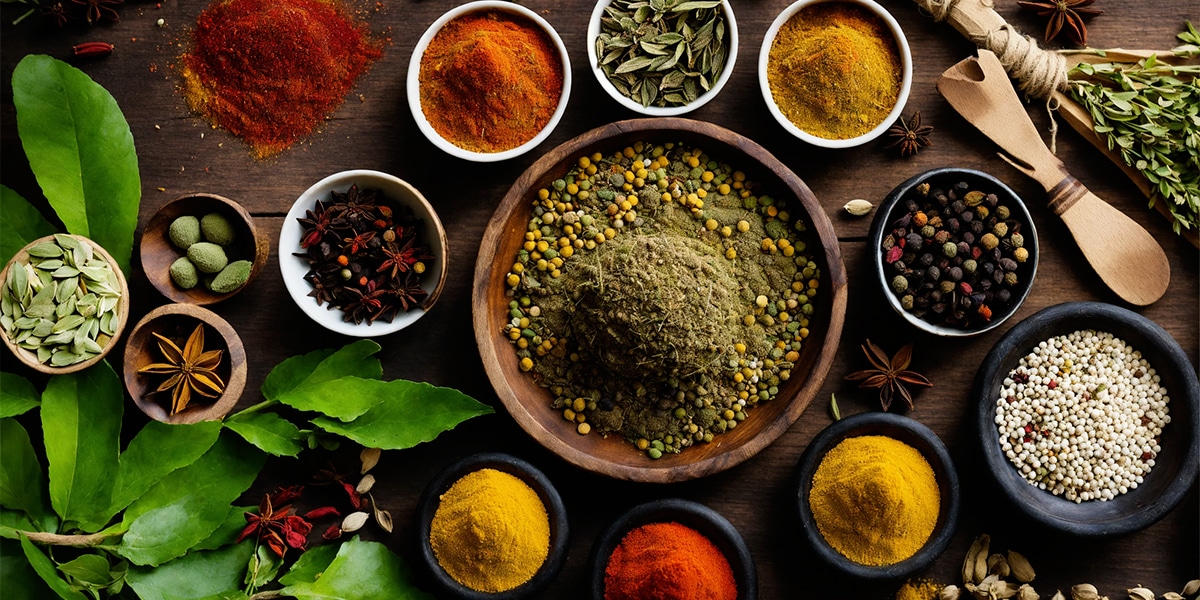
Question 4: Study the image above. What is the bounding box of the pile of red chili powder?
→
[180,0,383,159]
[604,522,737,600]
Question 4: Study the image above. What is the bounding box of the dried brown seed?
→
[1051,592,1066,600]
[1008,550,1036,583]
[1072,584,1100,600]
[1127,588,1154,600]
[993,580,1019,600]
[341,511,369,533]
[988,552,1010,578]
[1164,593,1185,600]
[360,447,381,474]
[844,199,874,216]
[964,534,991,585]
[1185,581,1200,596]
[355,473,376,494]
[1018,584,1038,600]
[941,585,962,600]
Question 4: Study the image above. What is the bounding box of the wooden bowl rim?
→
[122,303,246,424]
[972,301,1200,537]
[587,498,758,600]
[415,452,570,599]
[792,411,961,580]
[472,117,848,482]
[140,192,270,305]
[0,234,131,375]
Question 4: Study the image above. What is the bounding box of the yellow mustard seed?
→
[538,188,550,200]
[517,338,529,349]
[718,183,731,195]
[509,328,521,340]
[705,218,718,231]
[414,261,426,274]
[737,220,750,232]
[577,422,591,435]
[725,248,737,259]
[701,170,714,182]
[563,408,575,421]
[506,273,520,287]
[519,357,534,372]
[578,156,591,168]
[742,315,755,326]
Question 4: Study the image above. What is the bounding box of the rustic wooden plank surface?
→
[2,0,1197,597]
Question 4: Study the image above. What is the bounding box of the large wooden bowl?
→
[473,118,848,482]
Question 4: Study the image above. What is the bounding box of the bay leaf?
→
[223,411,304,457]
[0,186,56,267]
[13,55,140,276]
[0,371,39,418]
[312,379,493,449]
[41,361,122,529]
[671,0,721,11]
[615,55,655,74]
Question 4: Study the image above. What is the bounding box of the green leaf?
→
[224,411,303,457]
[312,380,492,449]
[125,539,254,600]
[285,340,383,391]
[116,435,265,567]
[278,377,392,421]
[57,554,111,586]
[0,371,40,419]
[191,505,254,553]
[671,0,721,11]
[279,537,432,600]
[615,56,654,74]
[1,538,55,600]
[260,348,334,402]
[245,544,282,590]
[12,55,140,275]
[0,419,49,521]
[277,543,339,586]
[107,420,223,520]
[0,186,56,267]
[19,534,87,600]
[41,361,122,529]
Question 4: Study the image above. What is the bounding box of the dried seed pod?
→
[941,585,962,600]
[987,552,1011,578]
[1018,584,1038,600]
[341,511,369,533]
[1185,581,1200,596]
[1127,588,1154,600]
[844,199,874,216]
[360,447,381,474]
[370,494,394,534]
[1072,584,1100,600]
[964,534,991,585]
[355,473,376,494]
[1164,593,1185,600]
[1007,550,1036,583]
[1050,592,1066,600]
[994,581,1020,599]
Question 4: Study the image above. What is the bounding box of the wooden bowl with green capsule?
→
[0,234,130,375]
[122,303,246,424]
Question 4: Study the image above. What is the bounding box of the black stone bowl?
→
[973,302,1200,537]
[869,167,1038,337]
[588,498,757,600]
[416,452,569,599]
[794,412,960,580]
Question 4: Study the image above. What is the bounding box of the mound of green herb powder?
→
[503,142,821,458]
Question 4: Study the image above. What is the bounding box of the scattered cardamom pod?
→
[844,199,874,216]
[1018,584,1039,600]
[1164,592,1185,600]
[1185,581,1200,597]
[1008,550,1036,583]
[355,473,376,494]
[1071,583,1100,600]
[941,585,962,600]
[963,534,990,585]
[370,493,393,534]
[360,447,381,474]
[1051,591,1066,600]
[340,511,369,533]
[1127,588,1154,600]
[988,552,1011,578]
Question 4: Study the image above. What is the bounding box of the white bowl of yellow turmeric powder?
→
[759,0,912,148]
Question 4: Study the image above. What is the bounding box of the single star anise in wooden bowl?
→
[844,339,932,410]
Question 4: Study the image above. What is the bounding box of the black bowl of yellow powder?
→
[794,412,960,579]
[417,452,569,599]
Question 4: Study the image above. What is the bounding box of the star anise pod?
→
[329,184,380,222]
[42,2,70,27]
[137,324,225,415]
[342,280,390,324]
[886,111,933,157]
[297,200,335,249]
[843,340,932,411]
[237,487,313,558]
[1017,0,1103,46]
[71,0,122,24]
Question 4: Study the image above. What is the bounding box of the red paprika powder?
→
[180,0,383,159]
[418,10,563,154]
[604,522,737,600]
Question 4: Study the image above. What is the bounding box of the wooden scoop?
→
[937,50,1170,306]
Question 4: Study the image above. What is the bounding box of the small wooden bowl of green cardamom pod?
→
[415,452,570,599]
[794,412,960,580]
[122,303,246,424]
[0,234,130,375]
[140,193,269,305]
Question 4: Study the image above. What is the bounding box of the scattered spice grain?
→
[418,10,563,153]
[604,522,736,600]
[766,1,902,140]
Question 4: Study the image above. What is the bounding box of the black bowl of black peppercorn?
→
[869,168,1038,337]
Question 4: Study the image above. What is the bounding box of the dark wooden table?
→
[3,0,1197,597]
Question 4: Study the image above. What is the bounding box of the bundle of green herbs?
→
[1065,23,1200,236]
[503,142,821,458]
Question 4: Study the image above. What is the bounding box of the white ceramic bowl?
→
[586,0,739,116]
[279,170,448,337]
[407,1,572,162]
[758,0,912,148]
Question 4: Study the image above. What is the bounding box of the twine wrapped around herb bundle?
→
[913,0,1200,246]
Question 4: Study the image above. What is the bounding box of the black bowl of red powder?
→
[588,498,757,600]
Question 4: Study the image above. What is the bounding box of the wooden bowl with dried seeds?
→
[0,234,130,375]
[123,303,246,424]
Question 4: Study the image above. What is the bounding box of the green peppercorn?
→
[648,448,663,459]
[942,242,958,258]
[901,294,914,310]
[993,222,1009,237]
[996,205,1011,219]
[1010,232,1024,248]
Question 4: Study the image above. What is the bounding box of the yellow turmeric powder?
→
[895,578,943,600]
[429,468,550,592]
[809,435,939,566]
[766,2,902,140]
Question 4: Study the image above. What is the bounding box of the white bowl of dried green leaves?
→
[0,234,130,374]
[588,0,738,116]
